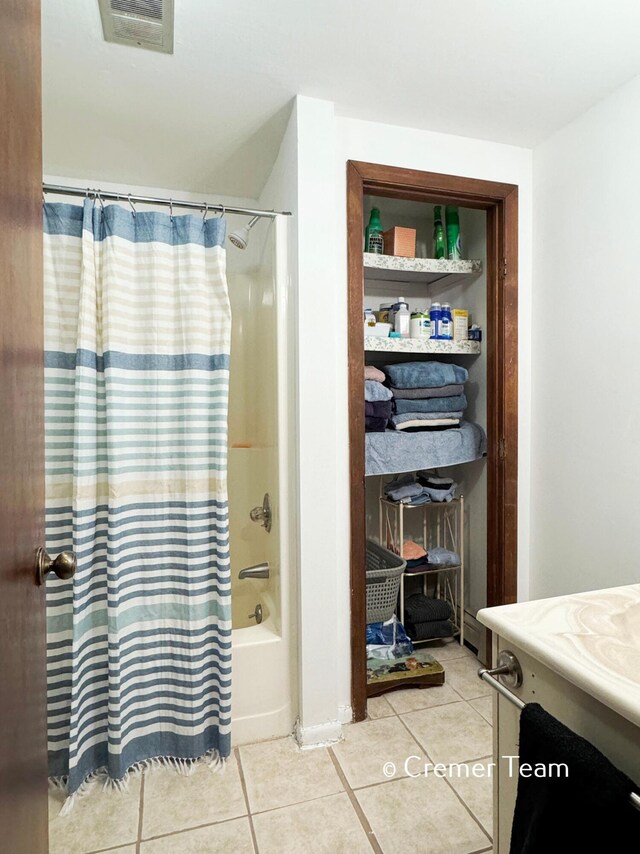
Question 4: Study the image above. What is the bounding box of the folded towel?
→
[365,365,386,382]
[402,540,427,560]
[384,478,423,501]
[365,416,388,432]
[392,419,461,431]
[365,400,393,420]
[392,411,464,424]
[404,594,453,623]
[406,619,456,641]
[427,547,460,566]
[365,380,393,402]
[384,361,468,389]
[510,703,640,852]
[394,395,467,415]
[416,475,458,502]
[391,383,465,400]
[402,493,432,507]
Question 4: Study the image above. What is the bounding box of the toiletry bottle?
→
[395,301,410,338]
[433,205,446,259]
[364,308,376,328]
[421,308,432,339]
[430,302,442,339]
[365,208,384,254]
[410,311,423,339]
[440,303,453,340]
[445,206,462,260]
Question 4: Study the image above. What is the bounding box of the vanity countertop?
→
[477,583,640,729]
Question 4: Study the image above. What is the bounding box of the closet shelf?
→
[364,336,481,355]
[364,253,482,285]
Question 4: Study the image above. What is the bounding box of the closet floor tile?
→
[140,817,255,853]
[48,777,141,854]
[356,774,490,854]
[447,757,494,835]
[469,696,493,725]
[251,792,371,854]
[402,702,493,765]
[444,656,493,700]
[331,716,426,789]
[366,694,395,719]
[142,755,246,839]
[385,682,461,715]
[238,736,343,813]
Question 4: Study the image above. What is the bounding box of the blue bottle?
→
[440,303,453,340]
[430,302,442,339]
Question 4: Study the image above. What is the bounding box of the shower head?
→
[229,215,260,250]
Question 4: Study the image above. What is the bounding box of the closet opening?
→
[347,161,518,722]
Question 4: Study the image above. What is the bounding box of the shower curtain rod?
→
[42,183,292,219]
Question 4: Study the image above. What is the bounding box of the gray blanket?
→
[365,420,487,476]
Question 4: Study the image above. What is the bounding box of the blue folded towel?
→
[365,380,393,402]
[427,547,460,567]
[384,361,468,389]
[394,395,467,415]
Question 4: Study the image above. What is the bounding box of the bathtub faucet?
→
[238,562,270,580]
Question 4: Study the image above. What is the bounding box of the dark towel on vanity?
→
[509,703,640,853]
[406,619,455,641]
[404,594,453,624]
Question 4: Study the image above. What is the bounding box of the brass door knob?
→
[36,547,76,585]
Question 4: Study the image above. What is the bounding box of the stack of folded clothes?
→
[384,473,458,506]
[364,365,393,432]
[416,473,457,502]
[403,593,455,641]
[384,361,469,431]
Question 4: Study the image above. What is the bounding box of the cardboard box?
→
[453,309,469,341]
[383,226,416,258]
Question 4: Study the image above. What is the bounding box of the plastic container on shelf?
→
[365,322,392,338]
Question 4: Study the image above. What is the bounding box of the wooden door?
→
[0,1,49,851]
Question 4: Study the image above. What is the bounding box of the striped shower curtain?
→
[43,200,232,797]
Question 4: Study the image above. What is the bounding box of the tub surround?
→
[478,583,640,728]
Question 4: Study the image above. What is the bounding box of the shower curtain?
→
[44,200,232,797]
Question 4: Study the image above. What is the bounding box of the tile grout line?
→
[136,772,145,853]
[328,747,384,854]
[235,747,260,854]
[396,704,493,844]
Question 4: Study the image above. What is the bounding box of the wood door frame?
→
[347,160,519,722]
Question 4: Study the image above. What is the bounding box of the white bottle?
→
[394,299,410,338]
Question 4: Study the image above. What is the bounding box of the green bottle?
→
[365,207,384,254]
[433,205,446,259]
[445,205,462,260]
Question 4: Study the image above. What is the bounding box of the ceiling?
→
[42,0,640,197]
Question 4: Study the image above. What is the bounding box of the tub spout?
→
[238,562,270,580]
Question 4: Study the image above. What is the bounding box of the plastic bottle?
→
[430,302,442,339]
[394,302,410,338]
[433,206,447,259]
[365,208,384,254]
[440,303,453,340]
[364,308,377,328]
[445,206,462,260]
[410,312,423,339]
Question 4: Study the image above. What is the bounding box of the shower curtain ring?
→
[169,198,174,221]
[218,204,225,219]
[128,194,136,217]
[202,202,209,221]
[96,190,104,211]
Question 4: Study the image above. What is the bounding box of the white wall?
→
[283,97,533,730]
[530,74,640,599]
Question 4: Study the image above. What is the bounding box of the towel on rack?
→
[402,540,427,560]
[384,361,468,389]
[406,619,456,641]
[365,380,393,402]
[384,476,423,502]
[427,546,460,566]
[390,412,463,430]
[416,475,458,502]
[391,383,465,400]
[510,703,640,852]
[365,365,386,382]
[404,594,453,624]
[394,395,467,415]
[365,416,388,433]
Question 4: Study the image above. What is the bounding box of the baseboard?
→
[294,717,344,749]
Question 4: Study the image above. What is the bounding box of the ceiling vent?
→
[98,0,174,54]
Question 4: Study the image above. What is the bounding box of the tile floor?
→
[48,644,494,854]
